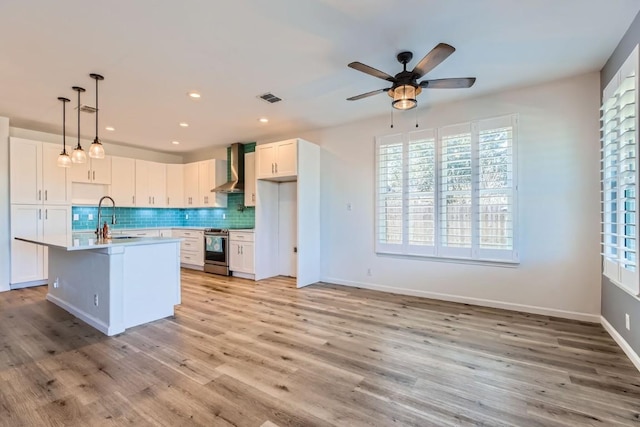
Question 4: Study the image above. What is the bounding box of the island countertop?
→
[15,233,182,251]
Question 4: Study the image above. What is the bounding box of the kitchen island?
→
[15,233,181,336]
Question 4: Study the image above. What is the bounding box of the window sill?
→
[375,251,520,268]
[603,273,640,301]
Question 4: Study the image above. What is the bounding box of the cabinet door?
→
[244,152,256,207]
[10,204,44,284]
[67,160,91,183]
[148,161,167,207]
[229,241,242,272]
[256,144,277,179]
[42,205,71,278]
[110,156,136,206]
[183,162,199,206]
[90,156,112,184]
[10,138,42,204]
[198,160,213,206]
[166,164,184,207]
[275,140,297,177]
[41,144,70,204]
[135,160,151,207]
[242,242,255,273]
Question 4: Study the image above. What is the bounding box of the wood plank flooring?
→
[1,269,639,426]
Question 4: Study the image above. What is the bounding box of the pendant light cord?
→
[62,101,66,153]
[77,89,81,147]
[95,77,98,138]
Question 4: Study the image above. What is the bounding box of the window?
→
[376,114,518,263]
[601,46,639,295]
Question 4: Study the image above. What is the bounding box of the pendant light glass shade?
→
[71,86,87,164]
[57,97,72,168]
[89,73,106,159]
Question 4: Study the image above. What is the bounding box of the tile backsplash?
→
[73,193,254,231]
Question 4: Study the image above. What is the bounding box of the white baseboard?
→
[46,294,123,336]
[601,316,640,373]
[322,277,601,323]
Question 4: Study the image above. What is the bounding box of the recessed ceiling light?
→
[105,126,115,131]
[171,141,180,145]
[258,117,269,123]
[188,91,201,99]
[179,122,189,127]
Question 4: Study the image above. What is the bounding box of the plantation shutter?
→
[439,123,473,258]
[476,115,518,262]
[407,129,436,256]
[376,134,404,253]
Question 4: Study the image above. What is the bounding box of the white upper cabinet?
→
[10,138,70,205]
[198,159,227,207]
[184,162,199,207]
[166,164,184,208]
[135,160,167,207]
[68,156,112,184]
[110,156,136,207]
[244,152,256,207]
[256,139,298,180]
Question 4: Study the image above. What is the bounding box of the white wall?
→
[281,72,601,321]
[0,117,10,292]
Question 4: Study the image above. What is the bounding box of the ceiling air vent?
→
[77,104,97,114]
[258,92,282,104]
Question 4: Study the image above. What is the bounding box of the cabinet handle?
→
[44,190,47,201]
[271,163,274,174]
[275,163,278,173]
[38,190,41,201]
[88,170,91,180]
[45,209,48,220]
[240,246,243,255]
[152,196,155,204]
[39,209,42,220]
[132,195,135,204]
[93,171,96,181]
[237,246,240,254]
[252,194,255,202]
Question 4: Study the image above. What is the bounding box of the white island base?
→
[18,235,181,336]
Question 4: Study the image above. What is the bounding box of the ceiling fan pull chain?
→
[390,107,394,128]
[415,107,419,128]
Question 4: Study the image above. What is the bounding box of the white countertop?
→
[16,233,182,251]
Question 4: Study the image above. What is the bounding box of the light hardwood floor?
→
[1,269,639,426]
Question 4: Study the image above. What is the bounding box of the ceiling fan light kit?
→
[347,43,476,111]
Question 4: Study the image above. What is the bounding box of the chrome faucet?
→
[96,196,116,239]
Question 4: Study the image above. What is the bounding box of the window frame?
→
[601,45,639,296]
[375,114,519,264]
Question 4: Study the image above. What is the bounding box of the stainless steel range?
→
[204,228,229,275]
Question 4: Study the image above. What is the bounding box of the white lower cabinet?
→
[10,204,70,287]
[229,231,255,276]
[172,229,204,268]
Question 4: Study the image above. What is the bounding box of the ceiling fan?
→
[347,43,476,110]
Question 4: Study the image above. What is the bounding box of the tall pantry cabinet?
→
[9,137,71,288]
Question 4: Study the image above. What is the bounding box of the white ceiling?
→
[0,0,638,154]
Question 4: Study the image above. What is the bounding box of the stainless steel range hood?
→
[211,142,244,193]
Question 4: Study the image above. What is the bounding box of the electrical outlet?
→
[73,214,79,221]
[626,313,631,331]
[185,214,189,220]
[94,294,99,307]
[53,277,59,288]
[88,214,93,220]
[223,213,226,219]
[367,268,372,276]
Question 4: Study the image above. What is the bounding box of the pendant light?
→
[57,97,72,168]
[71,86,87,164]
[88,73,105,159]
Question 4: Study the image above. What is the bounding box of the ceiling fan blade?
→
[346,88,390,101]
[348,62,396,82]
[412,43,456,78]
[420,77,476,89]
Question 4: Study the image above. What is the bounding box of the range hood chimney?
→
[212,143,244,193]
